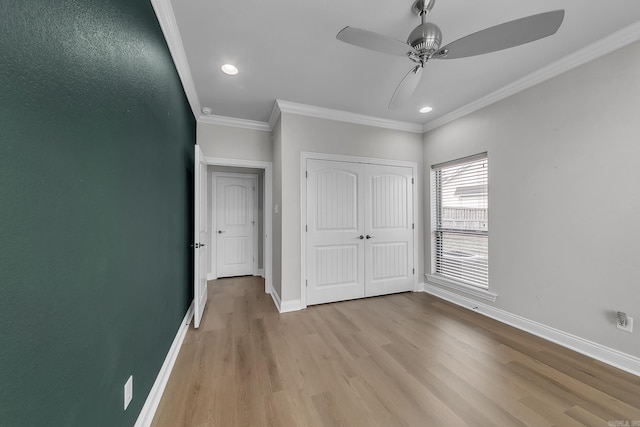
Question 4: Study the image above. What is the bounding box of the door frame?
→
[204,156,273,295]
[211,172,259,279]
[300,151,419,309]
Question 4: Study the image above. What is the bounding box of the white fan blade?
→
[389,65,423,109]
[337,26,414,56]
[435,10,565,60]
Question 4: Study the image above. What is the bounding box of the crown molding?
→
[199,99,424,134]
[198,114,271,132]
[273,100,424,134]
[423,19,640,133]
[268,100,282,130]
[150,0,201,120]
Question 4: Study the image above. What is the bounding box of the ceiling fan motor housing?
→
[408,22,442,59]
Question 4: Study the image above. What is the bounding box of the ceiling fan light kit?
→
[336,0,565,109]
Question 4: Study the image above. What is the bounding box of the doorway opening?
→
[202,157,272,295]
[210,169,261,279]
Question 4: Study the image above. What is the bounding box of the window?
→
[432,154,488,289]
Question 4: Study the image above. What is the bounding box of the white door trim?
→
[211,172,259,278]
[300,151,419,309]
[204,157,273,295]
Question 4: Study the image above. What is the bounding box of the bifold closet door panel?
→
[306,159,366,305]
[364,164,414,297]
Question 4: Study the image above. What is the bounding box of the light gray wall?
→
[279,114,424,301]
[423,40,640,357]
[207,166,265,275]
[197,122,272,161]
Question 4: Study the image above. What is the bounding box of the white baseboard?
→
[135,301,194,427]
[270,287,282,312]
[414,282,426,292]
[424,285,640,378]
[256,268,264,277]
[280,299,303,313]
[206,273,216,281]
[269,288,303,313]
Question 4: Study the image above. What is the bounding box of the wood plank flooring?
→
[152,277,640,426]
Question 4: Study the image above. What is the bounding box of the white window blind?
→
[433,154,488,289]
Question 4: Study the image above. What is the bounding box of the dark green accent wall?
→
[0,0,195,425]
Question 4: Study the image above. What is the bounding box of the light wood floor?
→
[152,277,640,427]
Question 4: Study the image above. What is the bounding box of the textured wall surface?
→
[423,40,640,359]
[0,0,195,425]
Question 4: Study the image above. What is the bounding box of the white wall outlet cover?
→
[617,316,634,333]
[124,375,133,410]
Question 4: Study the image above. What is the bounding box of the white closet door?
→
[306,159,365,305]
[364,164,414,297]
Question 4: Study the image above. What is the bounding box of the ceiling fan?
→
[337,0,565,109]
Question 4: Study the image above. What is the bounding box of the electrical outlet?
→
[617,316,633,333]
[124,375,133,410]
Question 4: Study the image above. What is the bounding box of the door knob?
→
[200,243,206,247]
[358,235,364,240]
[218,230,225,234]
[366,235,375,239]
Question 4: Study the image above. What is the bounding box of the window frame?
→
[427,153,497,302]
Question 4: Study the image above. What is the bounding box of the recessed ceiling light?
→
[419,106,433,114]
[201,107,213,115]
[221,64,238,76]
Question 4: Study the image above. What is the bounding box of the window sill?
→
[425,274,498,302]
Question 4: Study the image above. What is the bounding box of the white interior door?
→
[306,160,365,305]
[194,145,208,328]
[364,164,414,297]
[215,175,256,277]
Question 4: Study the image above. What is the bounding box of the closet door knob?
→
[366,235,375,239]
[358,235,364,240]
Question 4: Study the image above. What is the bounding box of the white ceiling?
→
[168,0,640,129]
